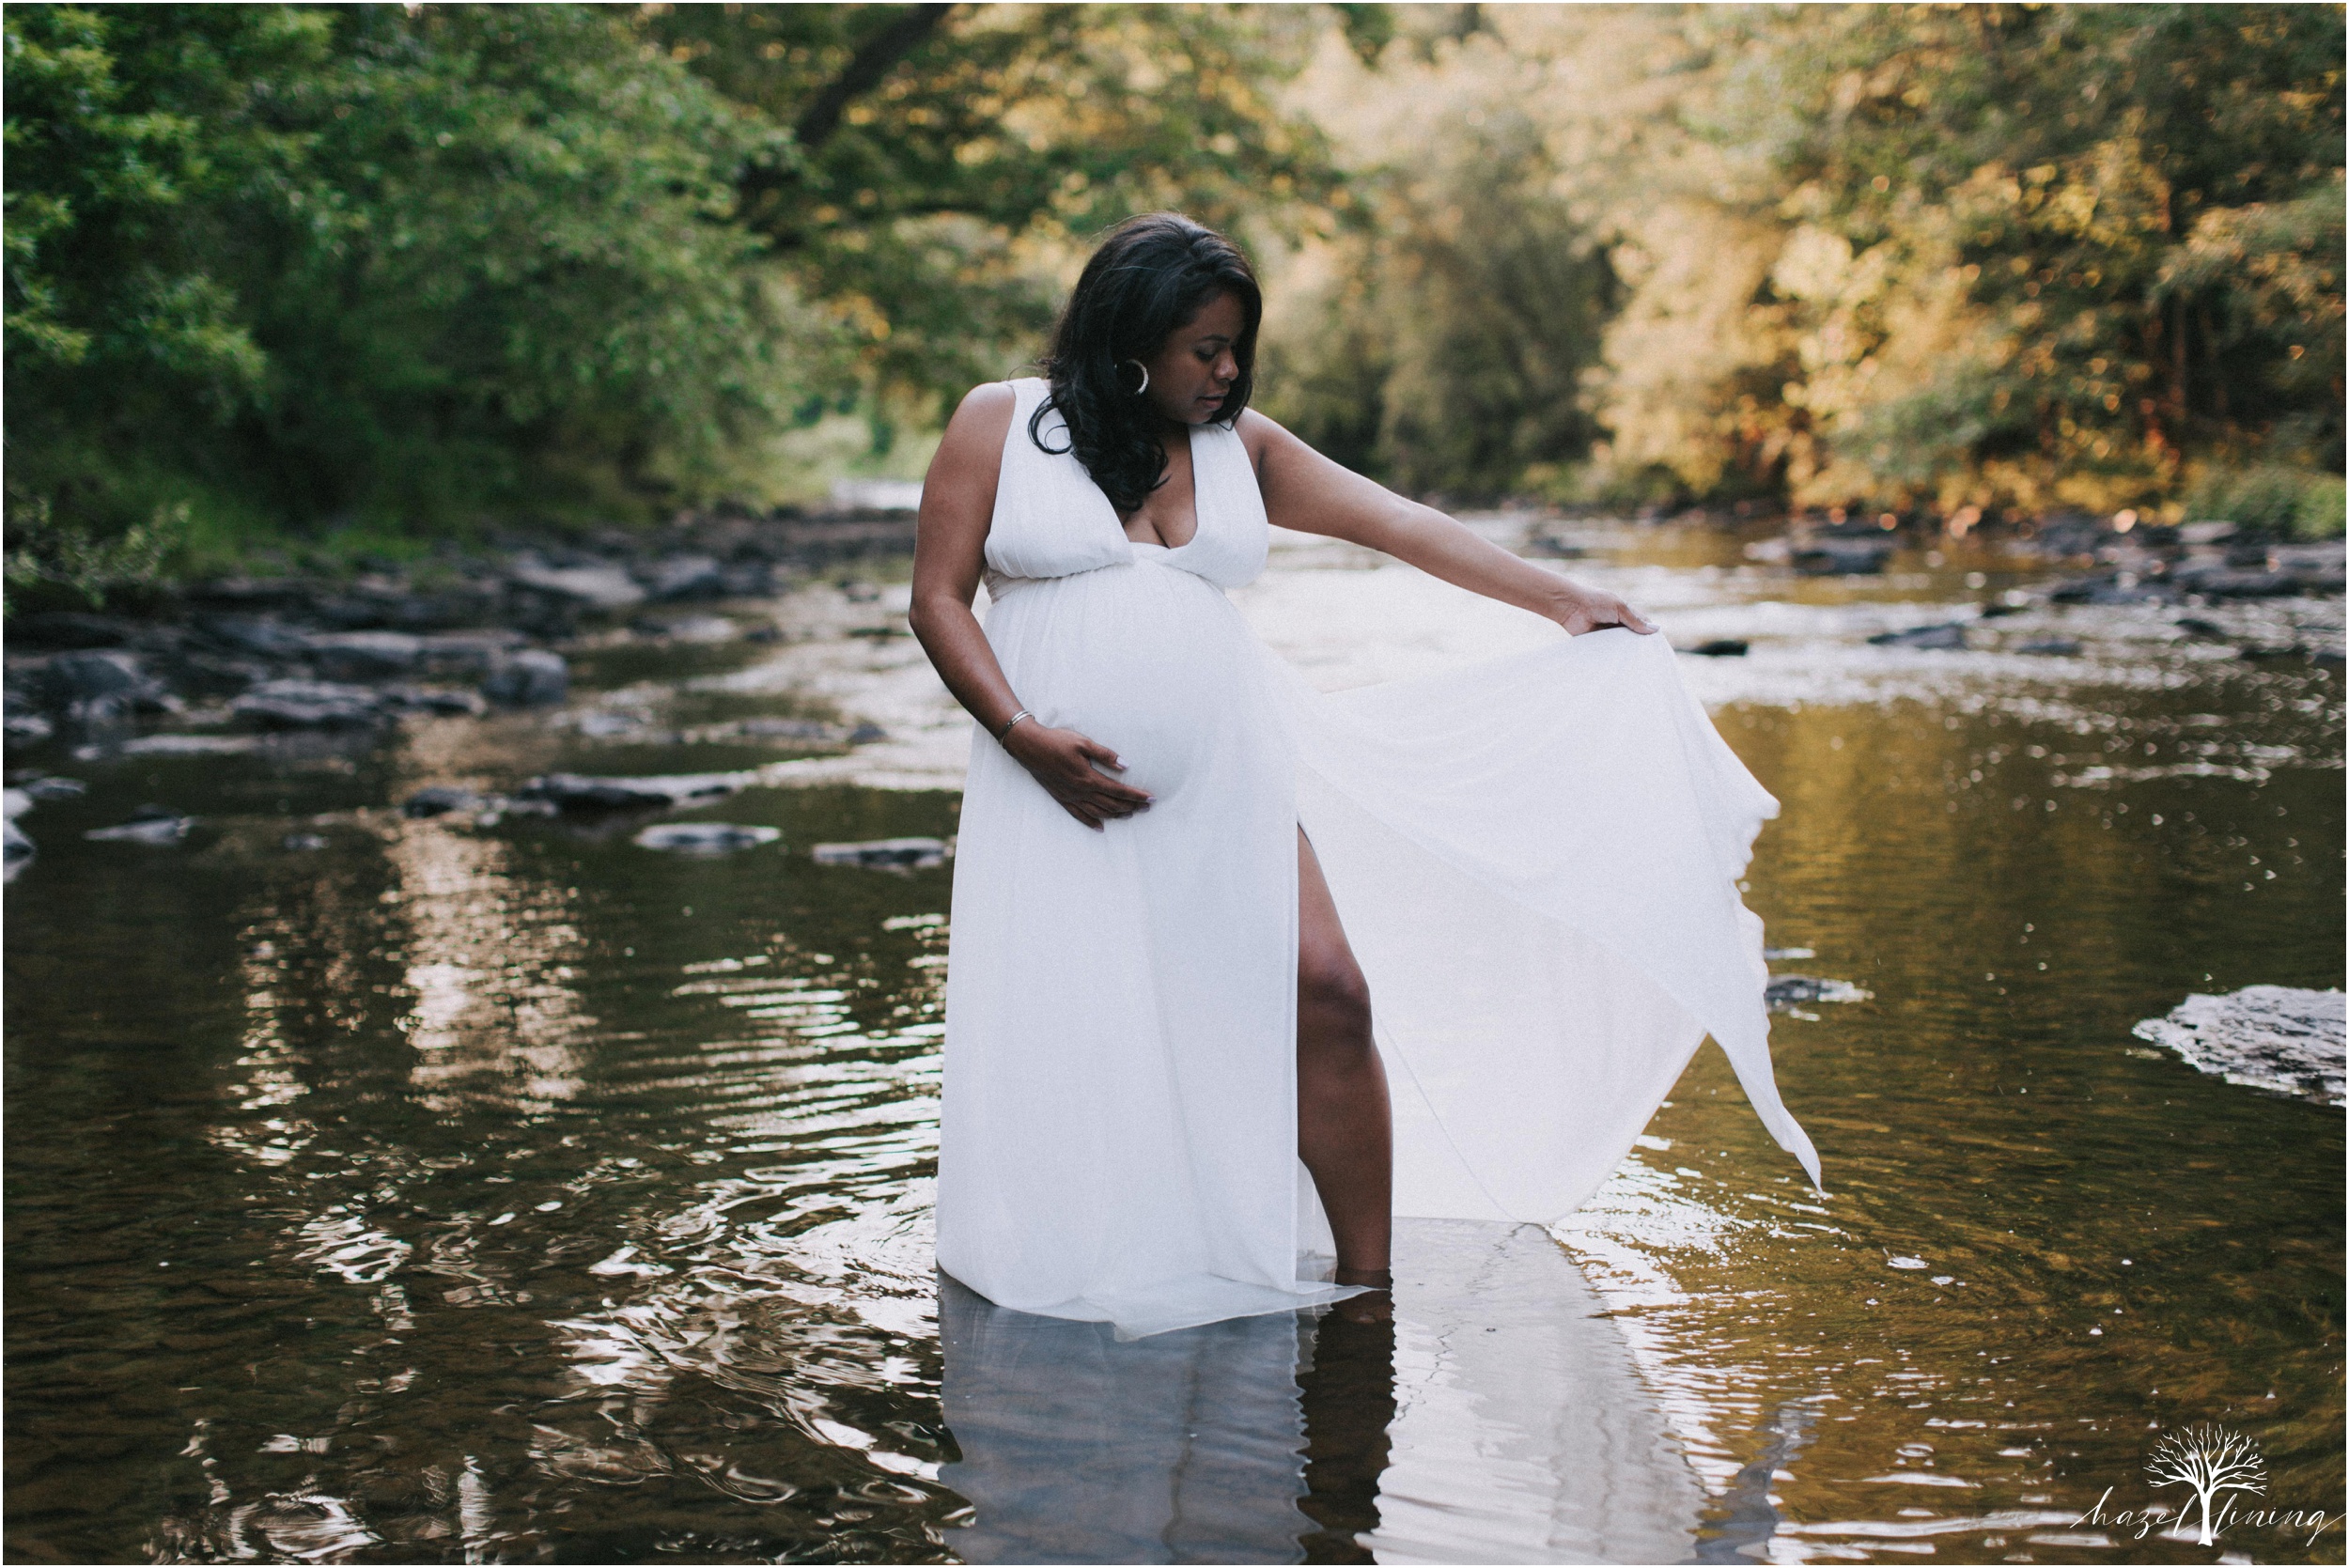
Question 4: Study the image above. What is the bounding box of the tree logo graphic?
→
[2146,1423,2268,1545]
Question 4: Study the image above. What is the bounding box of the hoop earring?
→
[1122,359,1151,396]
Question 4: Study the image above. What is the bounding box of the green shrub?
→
[2185,466,2347,539]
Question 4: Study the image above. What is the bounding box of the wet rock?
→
[732,717,848,743]
[403,785,486,818]
[848,722,889,744]
[1976,601,2029,619]
[2170,565,2299,599]
[384,686,488,716]
[2132,986,2345,1106]
[2267,541,2346,595]
[184,577,309,612]
[632,823,781,854]
[41,651,171,715]
[2015,638,2081,656]
[194,615,311,660]
[305,631,423,681]
[480,649,569,707]
[10,611,133,648]
[1765,974,1873,1009]
[2174,616,2232,642]
[86,805,195,845]
[414,629,528,675]
[1792,540,1892,576]
[629,613,737,644]
[2048,575,2177,606]
[1867,623,1967,651]
[811,836,951,870]
[114,734,263,757]
[232,679,386,729]
[518,770,747,812]
[507,561,646,613]
[1680,639,1750,658]
[4,788,34,876]
[636,554,726,602]
[722,560,779,597]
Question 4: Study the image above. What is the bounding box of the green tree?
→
[647,2,1350,421]
[1660,1,2345,511]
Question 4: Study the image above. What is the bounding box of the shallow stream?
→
[7,520,2341,1563]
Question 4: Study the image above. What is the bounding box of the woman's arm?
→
[1237,411,1655,635]
[908,385,1157,831]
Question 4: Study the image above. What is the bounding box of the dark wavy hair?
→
[1031,213,1263,512]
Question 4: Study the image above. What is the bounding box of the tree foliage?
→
[5,2,1341,562]
[1271,3,2341,518]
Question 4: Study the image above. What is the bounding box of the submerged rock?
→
[86,805,195,845]
[2132,986,2345,1106]
[2015,638,2082,656]
[1793,539,1892,576]
[232,679,385,729]
[1867,623,1967,651]
[1681,639,1750,658]
[1765,974,1873,1010]
[18,776,87,800]
[402,785,487,818]
[115,734,264,756]
[4,788,34,877]
[518,770,748,812]
[632,823,781,854]
[811,836,951,870]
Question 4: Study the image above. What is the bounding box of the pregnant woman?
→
[910,213,1818,1338]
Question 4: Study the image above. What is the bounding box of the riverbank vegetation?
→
[7,3,2341,604]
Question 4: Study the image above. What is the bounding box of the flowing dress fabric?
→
[937,379,1819,1339]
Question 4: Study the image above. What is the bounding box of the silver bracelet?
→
[993,707,1033,740]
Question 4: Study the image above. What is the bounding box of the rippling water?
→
[7,520,2341,1563]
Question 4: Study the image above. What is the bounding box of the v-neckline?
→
[1119,427,1206,552]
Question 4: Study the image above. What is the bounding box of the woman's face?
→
[1140,289,1244,426]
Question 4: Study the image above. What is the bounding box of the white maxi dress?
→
[937,378,1819,1338]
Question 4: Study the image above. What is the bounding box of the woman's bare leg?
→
[1298,826,1392,1285]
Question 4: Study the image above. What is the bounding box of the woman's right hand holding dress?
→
[1003,723,1154,831]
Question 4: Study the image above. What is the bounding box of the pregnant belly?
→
[991,565,1276,805]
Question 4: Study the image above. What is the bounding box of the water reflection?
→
[936,1221,1705,1566]
[939,1276,1317,1563]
